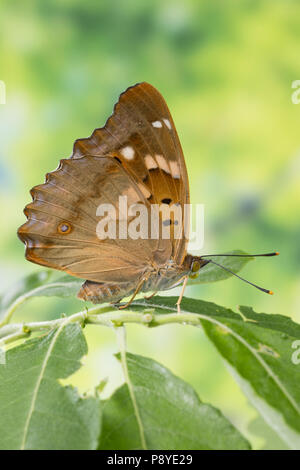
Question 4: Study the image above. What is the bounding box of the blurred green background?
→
[1,0,299,449]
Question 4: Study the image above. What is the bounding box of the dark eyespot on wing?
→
[58,222,72,234]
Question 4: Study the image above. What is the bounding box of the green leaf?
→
[34,273,83,299]
[0,271,83,326]
[247,415,289,450]
[0,323,100,450]
[189,250,254,284]
[99,352,250,450]
[0,270,52,323]
[128,297,300,449]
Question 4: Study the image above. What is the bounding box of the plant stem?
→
[0,303,203,347]
[0,310,87,347]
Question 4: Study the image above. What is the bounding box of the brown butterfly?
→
[18,83,277,312]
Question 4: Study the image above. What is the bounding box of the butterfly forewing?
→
[72,82,190,264]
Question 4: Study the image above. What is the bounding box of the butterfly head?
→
[183,255,210,279]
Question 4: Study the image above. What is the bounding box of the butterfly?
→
[18,82,277,312]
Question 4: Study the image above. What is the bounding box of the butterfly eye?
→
[161,198,172,205]
[191,260,201,273]
[189,260,201,279]
[58,222,72,234]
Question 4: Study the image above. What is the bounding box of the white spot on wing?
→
[170,160,180,179]
[145,154,158,170]
[120,146,135,160]
[155,154,171,174]
[152,120,162,128]
[163,118,172,130]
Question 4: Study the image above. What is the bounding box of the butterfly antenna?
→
[204,259,274,295]
[201,252,279,258]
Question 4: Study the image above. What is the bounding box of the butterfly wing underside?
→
[18,82,190,285]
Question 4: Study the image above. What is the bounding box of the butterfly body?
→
[18,82,209,310]
[78,256,208,304]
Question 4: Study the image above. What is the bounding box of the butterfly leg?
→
[144,291,157,300]
[118,274,150,309]
[176,275,188,313]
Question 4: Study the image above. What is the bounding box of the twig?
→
[0,302,202,347]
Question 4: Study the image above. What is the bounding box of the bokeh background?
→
[1,0,299,449]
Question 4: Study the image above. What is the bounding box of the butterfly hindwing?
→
[18,155,172,283]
